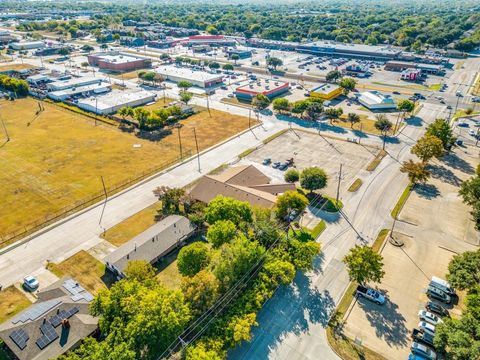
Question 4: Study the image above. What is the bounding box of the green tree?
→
[446,249,480,291]
[374,115,393,149]
[124,260,156,282]
[207,219,237,248]
[208,61,220,70]
[178,80,193,92]
[305,101,323,121]
[133,107,150,129]
[206,25,218,35]
[230,54,240,65]
[326,70,342,83]
[284,169,299,183]
[226,313,257,345]
[223,63,234,71]
[272,98,290,113]
[291,99,310,117]
[153,186,187,215]
[459,177,480,206]
[339,77,357,95]
[252,93,270,110]
[177,242,211,277]
[181,270,219,317]
[346,112,360,128]
[323,107,343,122]
[300,167,328,194]
[118,106,134,121]
[411,134,443,163]
[81,44,94,53]
[261,259,295,286]
[343,245,385,285]
[180,91,193,105]
[185,340,225,360]
[205,196,253,225]
[266,57,283,70]
[426,119,456,150]
[288,238,321,271]
[275,190,308,220]
[400,160,431,184]
[397,99,415,115]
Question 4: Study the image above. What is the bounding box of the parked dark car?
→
[412,329,435,348]
[426,301,449,317]
[426,285,451,304]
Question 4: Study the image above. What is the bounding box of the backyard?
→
[0,98,253,244]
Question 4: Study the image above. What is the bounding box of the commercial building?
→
[235,78,289,101]
[356,91,397,110]
[0,278,97,360]
[9,41,45,50]
[297,41,401,60]
[184,35,236,47]
[46,76,102,91]
[400,68,422,81]
[76,89,156,115]
[190,165,296,208]
[0,30,16,45]
[343,63,370,78]
[309,83,343,101]
[155,65,223,89]
[105,215,196,278]
[147,39,178,49]
[227,48,252,59]
[48,83,111,101]
[87,51,150,72]
[384,61,444,75]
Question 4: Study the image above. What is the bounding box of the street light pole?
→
[177,126,183,160]
[193,128,201,172]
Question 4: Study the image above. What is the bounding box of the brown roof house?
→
[104,215,196,278]
[0,278,98,360]
[190,165,296,208]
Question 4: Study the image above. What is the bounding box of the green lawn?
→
[348,178,363,192]
[391,184,413,219]
[311,220,326,239]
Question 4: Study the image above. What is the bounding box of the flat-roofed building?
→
[104,215,196,278]
[155,65,223,89]
[235,78,289,101]
[356,91,397,110]
[9,41,45,50]
[384,61,444,75]
[48,83,111,101]
[87,51,150,72]
[46,76,102,91]
[76,89,156,115]
[309,83,343,100]
[184,35,236,47]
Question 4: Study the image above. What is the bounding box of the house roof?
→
[104,215,195,274]
[357,91,396,106]
[0,279,97,360]
[189,165,296,208]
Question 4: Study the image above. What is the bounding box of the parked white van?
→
[430,276,455,296]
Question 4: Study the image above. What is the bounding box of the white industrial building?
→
[9,41,45,50]
[356,91,397,110]
[48,83,112,101]
[46,77,103,91]
[155,65,223,89]
[76,89,156,115]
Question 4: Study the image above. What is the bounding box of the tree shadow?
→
[404,116,422,127]
[229,269,336,359]
[440,152,475,175]
[136,128,173,141]
[413,183,440,199]
[384,136,401,144]
[351,129,369,139]
[428,164,462,186]
[319,122,348,134]
[357,293,409,347]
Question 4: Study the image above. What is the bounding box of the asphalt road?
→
[229,103,448,360]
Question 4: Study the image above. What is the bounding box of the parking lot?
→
[344,145,480,360]
[454,115,480,147]
[239,130,377,197]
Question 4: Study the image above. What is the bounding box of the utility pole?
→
[335,164,343,208]
[0,115,9,142]
[95,97,98,126]
[206,93,211,117]
[177,125,183,160]
[453,93,461,119]
[193,127,201,172]
[98,176,108,226]
[248,108,251,129]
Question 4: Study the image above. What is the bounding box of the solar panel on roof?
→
[66,306,79,318]
[62,279,94,302]
[9,329,29,350]
[36,335,55,350]
[11,299,62,324]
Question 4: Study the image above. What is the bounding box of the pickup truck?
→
[356,285,385,305]
[412,328,435,348]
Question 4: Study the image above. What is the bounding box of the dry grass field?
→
[0,98,252,242]
[0,63,35,72]
[0,286,31,323]
[46,250,112,294]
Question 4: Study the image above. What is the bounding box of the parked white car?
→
[23,275,39,291]
[418,321,436,335]
[418,310,443,326]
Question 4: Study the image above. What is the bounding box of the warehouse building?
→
[46,76,102,92]
[356,91,397,110]
[235,78,289,101]
[87,51,150,72]
[48,83,111,101]
[227,48,252,59]
[297,41,401,60]
[155,65,223,89]
[309,83,343,100]
[76,89,156,115]
[9,41,45,50]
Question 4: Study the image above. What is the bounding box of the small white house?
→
[356,91,397,110]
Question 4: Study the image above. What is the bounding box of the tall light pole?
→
[193,128,200,172]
